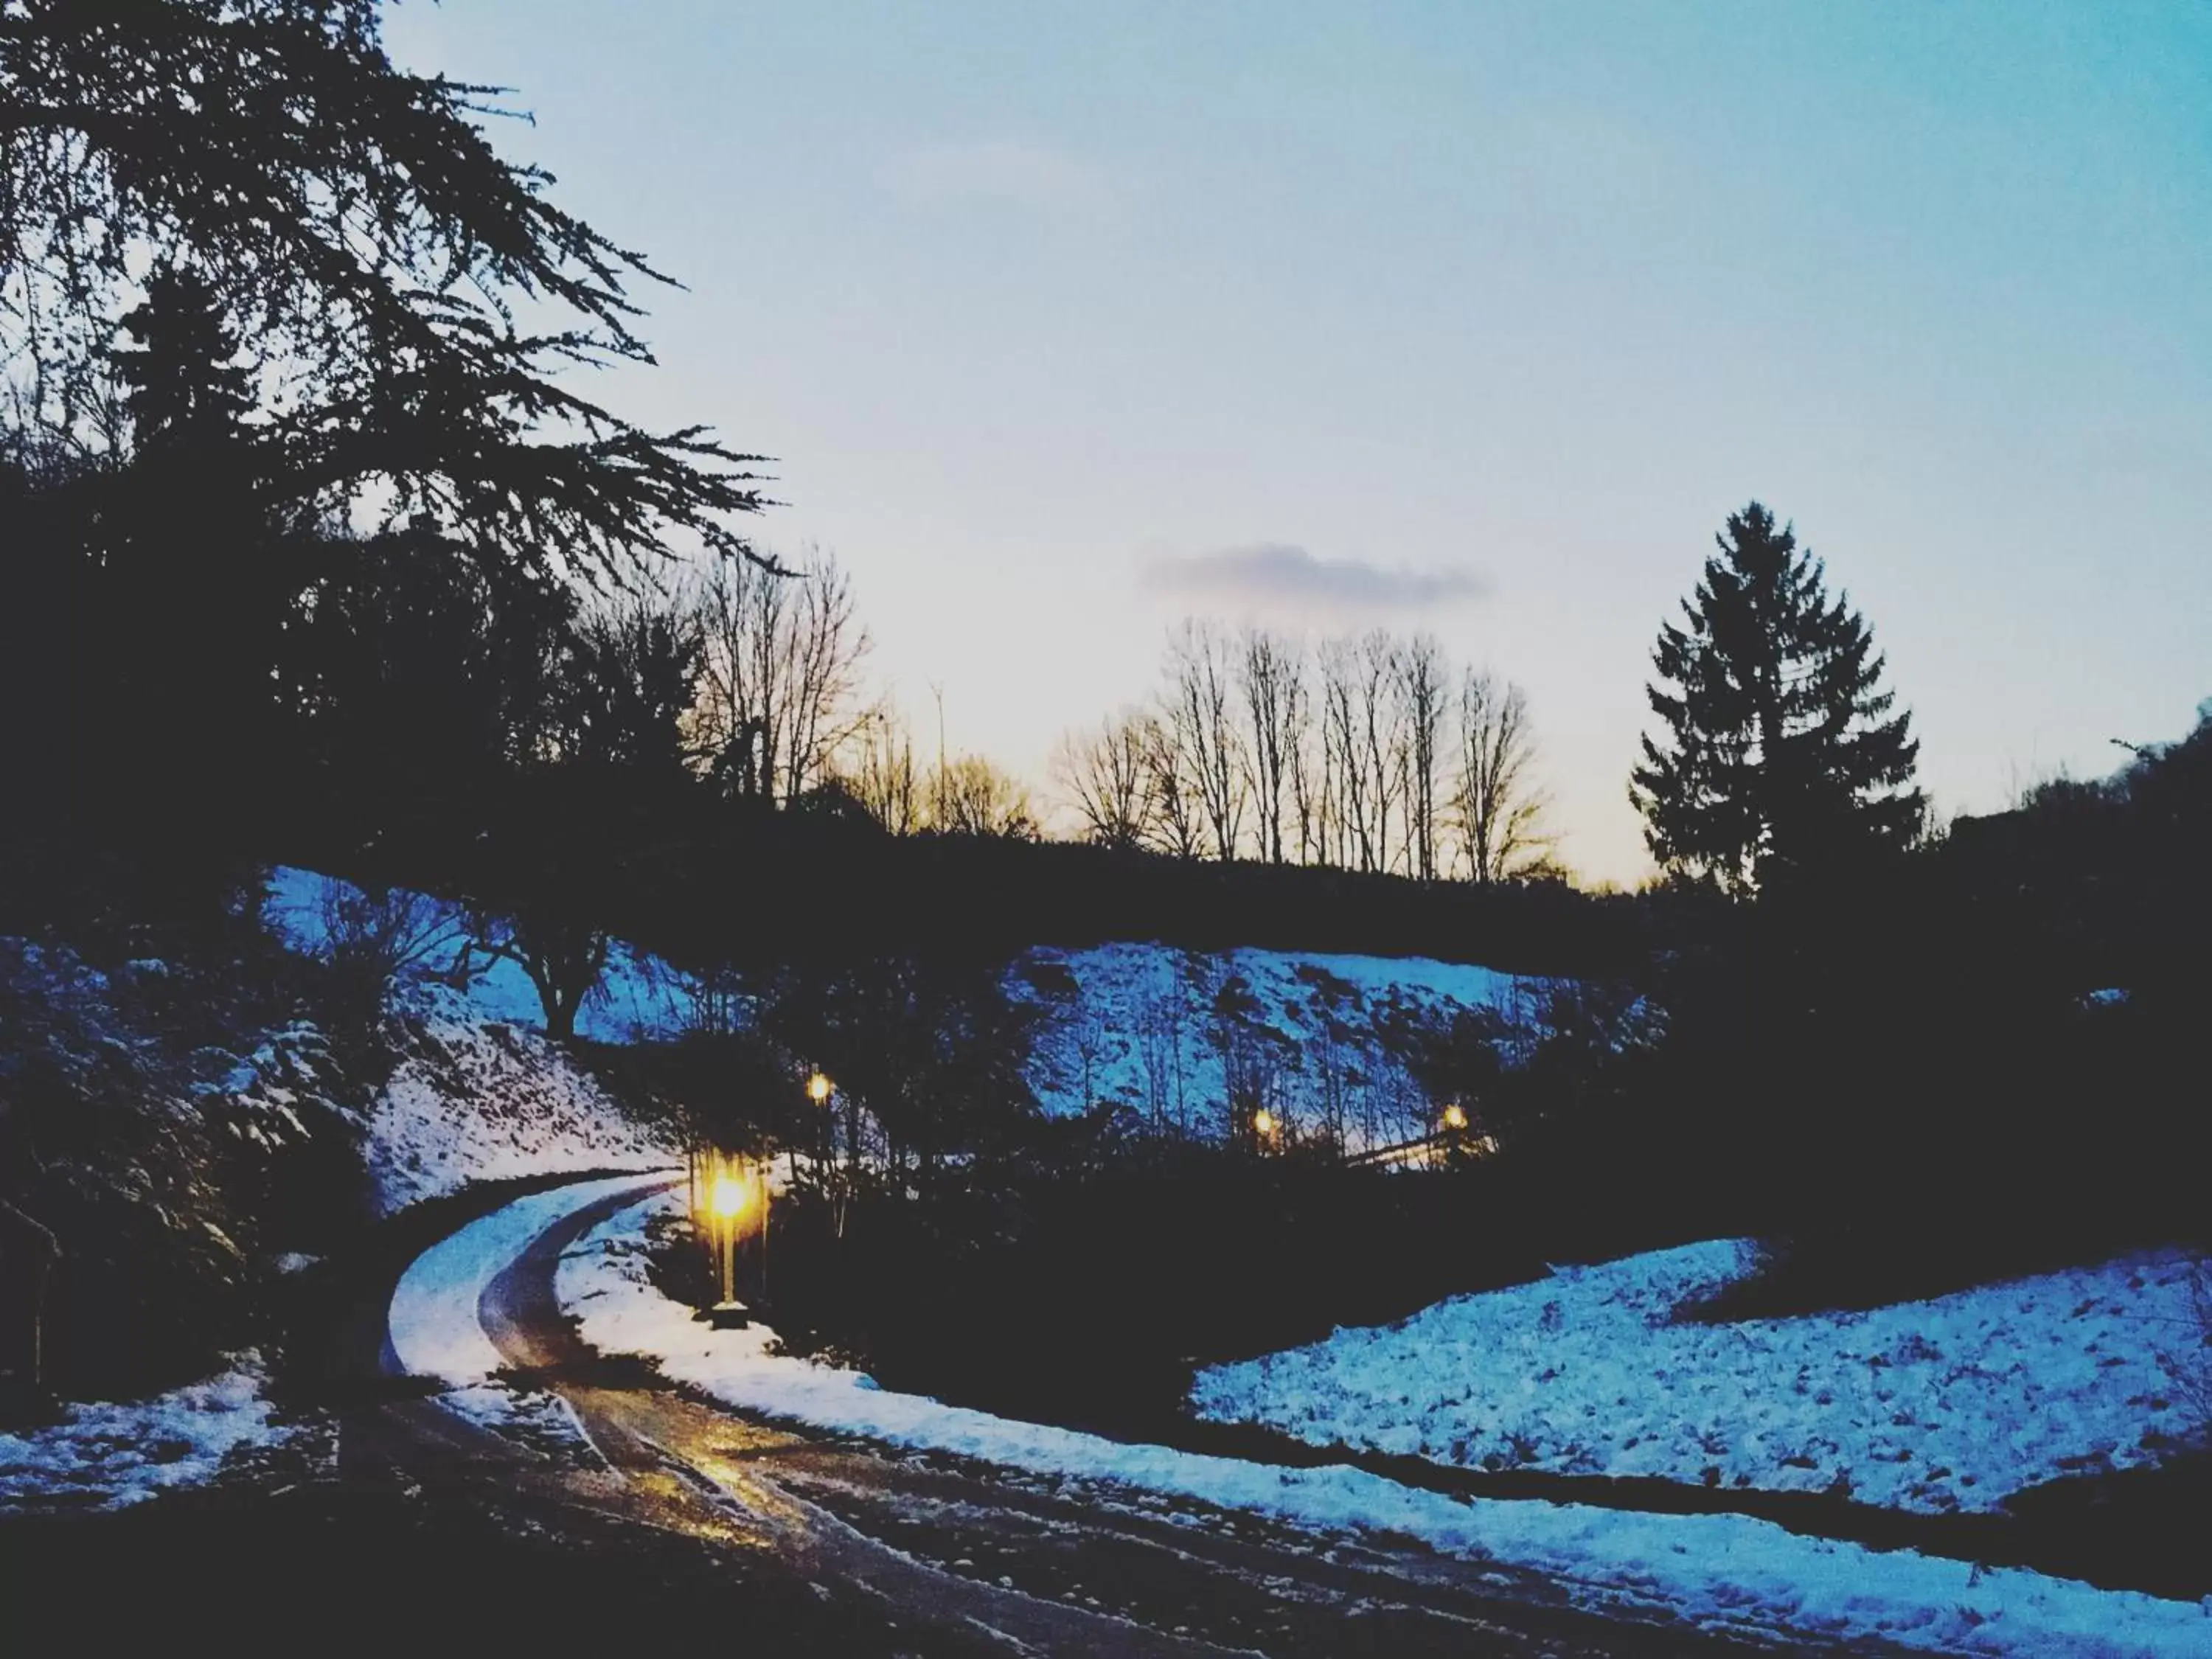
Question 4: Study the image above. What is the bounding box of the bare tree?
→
[1357,630,1408,874]
[690,546,872,806]
[470,908,610,1043]
[1054,709,1157,849]
[1238,627,1305,865]
[1141,713,1204,860]
[1318,634,1370,869]
[1287,689,1325,866]
[843,709,925,834]
[933,753,1037,838]
[1163,620,1246,860]
[312,877,465,1018]
[1450,669,1552,883]
[1397,633,1449,880]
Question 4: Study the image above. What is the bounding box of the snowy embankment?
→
[368,984,670,1214]
[550,1186,2209,1656]
[262,867,675,1212]
[1192,1240,2208,1515]
[1010,941,1522,1134]
[263,864,692,1045]
[0,1356,296,1510]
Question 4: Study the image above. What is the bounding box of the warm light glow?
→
[807,1071,833,1104]
[1442,1103,1469,1131]
[710,1175,751,1220]
[1253,1108,1276,1136]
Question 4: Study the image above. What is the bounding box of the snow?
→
[552,1186,2211,1656]
[1191,1239,2207,1514]
[366,983,672,1214]
[262,865,693,1043]
[386,1172,676,1387]
[0,1354,295,1510]
[1010,941,1525,1138]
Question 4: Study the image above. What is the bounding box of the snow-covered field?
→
[1011,941,1523,1137]
[1192,1239,2208,1514]
[542,1185,2209,1656]
[0,1356,298,1511]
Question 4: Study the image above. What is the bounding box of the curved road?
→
[397,1177,1872,1657]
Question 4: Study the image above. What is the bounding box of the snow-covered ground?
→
[369,984,672,1213]
[263,865,692,1043]
[1192,1239,2208,1514]
[388,1173,675,1387]
[1011,941,1524,1138]
[0,1356,298,1511]
[546,1185,2209,1656]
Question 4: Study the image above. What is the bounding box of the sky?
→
[385,1,2212,885]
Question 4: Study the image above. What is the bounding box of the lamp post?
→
[709,1166,751,1327]
[1439,1101,1470,1170]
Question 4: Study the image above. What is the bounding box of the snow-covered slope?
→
[1192,1239,2208,1514]
[1010,942,1522,1140]
[263,865,692,1043]
[369,984,671,1214]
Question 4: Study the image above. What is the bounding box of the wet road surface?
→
[436,1179,1879,1656]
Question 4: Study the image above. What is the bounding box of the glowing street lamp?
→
[1252,1107,1276,1141]
[1441,1102,1469,1133]
[709,1164,754,1326]
[711,1173,751,1222]
[807,1070,833,1105]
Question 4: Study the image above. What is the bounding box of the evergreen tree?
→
[113,267,254,456]
[1631,502,1924,891]
[1,0,767,587]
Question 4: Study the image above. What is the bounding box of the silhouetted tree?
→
[843,711,926,835]
[689,548,874,806]
[1450,670,1551,883]
[1237,628,1304,865]
[1,0,768,585]
[473,905,610,1045]
[1054,710,1156,849]
[283,521,569,823]
[1631,503,1924,892]
[932,754,1037,839]
[1163,621,1245,860]
[553,595,703,785]
[1397,633,1448,880]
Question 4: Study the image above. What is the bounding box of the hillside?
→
[1012,942,1523,1143]
[0,883,671,1509]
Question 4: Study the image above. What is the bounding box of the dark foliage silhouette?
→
[1632,503,1924,892]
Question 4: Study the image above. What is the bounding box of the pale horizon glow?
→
[386,1,2212,884]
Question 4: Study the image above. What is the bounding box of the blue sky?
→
[387,1,2211,883]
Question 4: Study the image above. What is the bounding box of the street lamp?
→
[1252,1107,1276,1142]
[807,1070,833,1105]
[1441,1102,1469,1132]
[709,1166,752,1328]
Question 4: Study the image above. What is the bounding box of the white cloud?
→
[1141,542,1488,623]
[885,139,1115,212]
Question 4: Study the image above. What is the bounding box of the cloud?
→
[885,139,1114,212]
[1141,543,1488,622]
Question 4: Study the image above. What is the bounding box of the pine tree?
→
[113,268,254,456]
[1631,502,1925,891]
